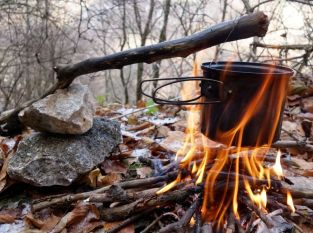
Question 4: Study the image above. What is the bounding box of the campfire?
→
[145,60,297,231]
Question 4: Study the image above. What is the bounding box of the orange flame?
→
[287,191,295,213]
[157,59,289,228]
[272,150,284,179]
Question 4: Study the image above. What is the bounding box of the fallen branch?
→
[32,171,179,211]
[0,11,269,130]
[101,186,202,221]
[272,140,313,153]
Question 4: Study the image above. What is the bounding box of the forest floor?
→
[0,88,313,232]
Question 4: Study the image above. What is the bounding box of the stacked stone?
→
[7,83,121,186]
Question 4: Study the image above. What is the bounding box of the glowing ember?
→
[157,59,293,229]
[287,191,295,213]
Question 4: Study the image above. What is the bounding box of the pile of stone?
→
[7,83,122,187]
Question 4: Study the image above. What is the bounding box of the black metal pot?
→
[141,61,294,146]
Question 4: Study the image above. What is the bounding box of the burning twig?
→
[243,198,275,229]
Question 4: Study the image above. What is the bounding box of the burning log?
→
[0,11,269,132]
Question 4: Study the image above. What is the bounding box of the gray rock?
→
[19,83,94,134]
[7,118,121,187]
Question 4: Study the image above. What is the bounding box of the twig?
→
[272,140,313,153]
[32,171,179,211]
[88,187,159,203]
[107,208,155,233]
[159,197,201,233]
[243,198,274,228]
[101,186,202,221]
[140,212,180,233]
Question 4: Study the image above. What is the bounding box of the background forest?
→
[0,0,312,109]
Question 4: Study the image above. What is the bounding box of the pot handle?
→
[140,77,224,105]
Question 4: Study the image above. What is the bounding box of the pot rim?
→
[201,61,294,77]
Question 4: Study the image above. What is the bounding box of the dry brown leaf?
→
[0,152,14,192]
[103,221,135,233]
[0,213,16,224]
[136,167,153,178]
[50,203,96,233]
[156,125,170,138]
[100,159,127,174]
[97,173,122,187]
[68,205,101,233]
[127,122,151,131]
[25,213,44,229]
[41,214,61,232]
[160,131,223,154]
[85,168,101,188]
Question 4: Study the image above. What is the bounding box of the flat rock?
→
[19,83,94,134]
[7,118,121,187]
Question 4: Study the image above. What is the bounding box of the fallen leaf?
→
[135,167,153,178]
[160,131,223,154]
[41,214,61,232]
[97,173,122,187]
[85,168,101,188]
[0,213,16,224]
[68,205,102,233]
[156,125,170,138]
[103,221,135,233]
[100,159,127,174]
[25,214,44,228]
[50,203,98,233]
[0,152,14,192]
[127,122,152,132]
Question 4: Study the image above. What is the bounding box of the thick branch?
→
[55,11,269,88]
